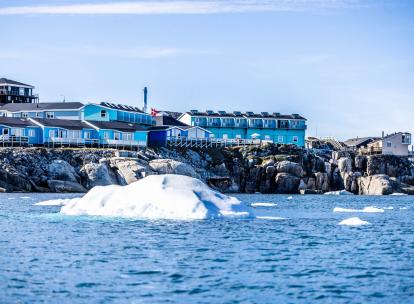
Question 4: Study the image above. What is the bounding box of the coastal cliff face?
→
[0,145,413,195]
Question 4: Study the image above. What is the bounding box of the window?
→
[114,132,120,140]
[19,88,25,96]
[28,129,35,137]
[59,130,67,138]
[265,135,270,140]
[68,130,81,139]
[293,136,298,143]
[223,134,228,139]
[278,135,284,143]
[236,134,242,139]
[21,112,28,118]
[210,134,215,138]
[2,129,8,136]
[49,130,56,138]
[100,110,107,118]
[123,133,132,141]
[46,112,54,119]
[84,131,91,139]
[35,112,41,118]
[386,141,392,148]
[11,128,24,137]
[103,131,110,139]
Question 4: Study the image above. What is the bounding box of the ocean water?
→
[0,193,413,303]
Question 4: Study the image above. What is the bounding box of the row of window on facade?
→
[209,133,299,143]
[192,117,305,129]
[0,86,32,97]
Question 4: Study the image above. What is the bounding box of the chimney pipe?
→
[382,131,384,138]
[143,87,148,113]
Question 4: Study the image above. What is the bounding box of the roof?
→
[184,110,306,120]
[0,102,84,112]
[382,132,411,140]
[98,102,144,114]
[86,120,148,132]
[0,117,38,128]
[155,115,189,127]
[0,78,34,88]
[344,137,377,147]
[31,118,89,130]
[158,111,183,119]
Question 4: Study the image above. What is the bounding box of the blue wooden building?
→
[82,102,153,125]
[178,110,307,147]
[0,102,84,120]
[0,117,42,145]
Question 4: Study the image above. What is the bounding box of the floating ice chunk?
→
[251,203,277,207]
[333,206,384,213]
[338,217,370,226]
[20,196,31,199]
[383,206,394,210]
[35,198,81,206]
[390,193,407,196]
[287,196,293,200]
[324,190,353,195]
[256,216,287,220]
[60,174,254,220]
[400,207,408,210]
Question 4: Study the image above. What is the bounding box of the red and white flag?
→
[151,108,159,116]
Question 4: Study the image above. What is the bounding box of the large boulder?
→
[80,160,119,189]
[358,174,394,195]
[275,173,300,194]
[338,157,352,175]
[315,172,330,192]
[110,158,153,185]
[47,180,86,193]
[149,159,199,179]
[276,161,303,178]
[47,159,79,183]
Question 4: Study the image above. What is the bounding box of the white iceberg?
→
[338,217,370,226]
[35,198,81,206]
[251,202,277,207]
[333,206,384,213]
[324,190,353,195]
[390,193,408,196]
[60,174,254,220]
[256,216,287,220]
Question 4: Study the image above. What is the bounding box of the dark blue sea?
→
[0,193,413,303]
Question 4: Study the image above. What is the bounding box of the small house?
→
[0,117,42,145]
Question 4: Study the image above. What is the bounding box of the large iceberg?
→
[60,174,254,220]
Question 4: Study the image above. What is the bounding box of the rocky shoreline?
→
[0,144,413,195]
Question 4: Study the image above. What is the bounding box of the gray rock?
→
[276,161,304,177]
[338,157,352,175]
[275,173,300,194]
[149,159,199,179]
[80,160,119,188]
[110,157,153,185]
[358,174,394,195]
[47,180,86,193]
[315,172,330,192]
[47,159,79,183]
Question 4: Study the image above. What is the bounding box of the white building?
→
[364,132,411,156]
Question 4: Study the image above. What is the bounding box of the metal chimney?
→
[143,87,148,113]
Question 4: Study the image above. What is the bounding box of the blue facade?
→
[82,104,153,125]
[179,111,307,147]
[0,124,42,144]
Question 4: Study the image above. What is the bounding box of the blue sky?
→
[1,0,413,141]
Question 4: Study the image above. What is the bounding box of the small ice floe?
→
[338,217,370,226]
[390,193,408,196]
[383,206,394,210]
[60,175,254,220]
[20,196,31,199]
[256,216,287,220]
[35,198,81,206]
[333,206,384,213]
[287,196,293,200]
[324,190,353,195]
[251,203,277,207]
[400,207,408,210]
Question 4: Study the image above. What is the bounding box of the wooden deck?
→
[166,137,262,148]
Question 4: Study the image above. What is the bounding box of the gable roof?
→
[86,120,148,132]
[155,115,189,127]
[0,117,38,128]
[30,118,89,130]
[344,137,378,147]
[0,102,84,112]
[0,78,34,88]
